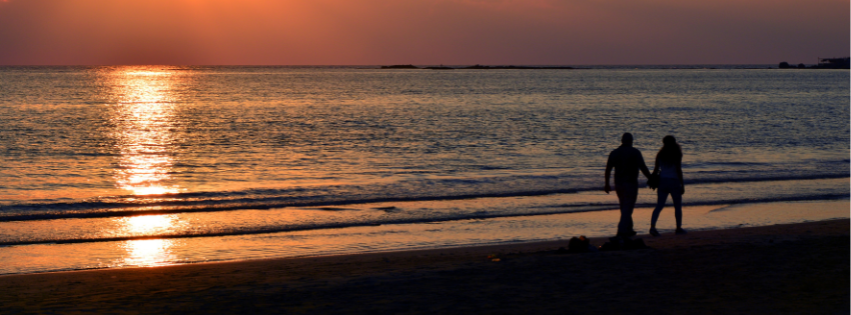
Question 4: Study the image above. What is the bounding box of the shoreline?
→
[4,215,847,277]
[1,218,847,314]
[0,199,847,276]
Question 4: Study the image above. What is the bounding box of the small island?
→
[779,57,849,69]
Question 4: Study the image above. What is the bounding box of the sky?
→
[0,0,847,65]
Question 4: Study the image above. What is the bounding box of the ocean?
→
[1,65,848,274]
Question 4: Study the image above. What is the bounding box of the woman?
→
[649,135,686,236]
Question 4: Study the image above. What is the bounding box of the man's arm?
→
[638,152,652,179]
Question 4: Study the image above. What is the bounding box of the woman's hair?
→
[656,135,682,165]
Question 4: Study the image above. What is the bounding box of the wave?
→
[1,193,847,247]
[0,171,847,223]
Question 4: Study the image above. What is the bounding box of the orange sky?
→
[0,0,847,65]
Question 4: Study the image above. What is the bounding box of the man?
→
[604,133,652,238]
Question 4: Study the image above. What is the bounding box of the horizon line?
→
[0,63,790,67]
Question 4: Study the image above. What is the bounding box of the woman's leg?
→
[671,189,683,229]
[650,187,669,229]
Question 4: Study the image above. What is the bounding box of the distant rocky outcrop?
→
[424,66,454,70]
[463,65,574,70]
[380,65,419,69]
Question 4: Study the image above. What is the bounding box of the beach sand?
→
[0,218,847,314]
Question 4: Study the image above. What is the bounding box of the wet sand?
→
[1,218,847,314]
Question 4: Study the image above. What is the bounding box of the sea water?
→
[0,66,848,274]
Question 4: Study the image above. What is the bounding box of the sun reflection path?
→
[120,215,179,267]
[123,239,177,267]
[101,66,193,267]
[108,66,184,196]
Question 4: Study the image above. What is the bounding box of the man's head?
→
[621,133,633,146]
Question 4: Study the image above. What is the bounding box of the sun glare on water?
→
[120,215,179,267]
[106,66,184,196]
[123,239,177,267]
[97,67,192,268]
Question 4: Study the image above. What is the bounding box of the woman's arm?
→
[676,159,685,194]
[604,155,613,194]
[653,156,660,175]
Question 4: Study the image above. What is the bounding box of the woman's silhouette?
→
[649,136,686,236]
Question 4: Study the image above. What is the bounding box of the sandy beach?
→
[0,218,847,314]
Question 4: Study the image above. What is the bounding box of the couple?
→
[604,133,685,238]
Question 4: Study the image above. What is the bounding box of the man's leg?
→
[615,181,639,237]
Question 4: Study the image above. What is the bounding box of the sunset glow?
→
[0,0,846,65]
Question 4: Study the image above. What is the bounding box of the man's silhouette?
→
[604,133,652,238]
